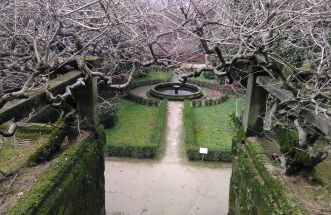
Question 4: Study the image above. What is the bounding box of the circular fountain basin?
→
[149,82,204,100]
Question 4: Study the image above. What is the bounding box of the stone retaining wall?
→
[9,128,106,215]
[229,131,309,215]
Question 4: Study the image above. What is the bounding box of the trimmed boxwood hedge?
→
[183,100,232,162]
[105,100,167,158]
[186,145,232,162]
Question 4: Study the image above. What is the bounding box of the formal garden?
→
[0,1,330,214]
[102,71,244,162]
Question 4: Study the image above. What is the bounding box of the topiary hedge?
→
[105,100,167,158]
[183,100,232,162]
[190,94,229,107]
[186,145,232,162]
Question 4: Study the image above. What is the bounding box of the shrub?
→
[105,100,167,158]
[186,144,232,162]
[203,71,215,79]
[100,109,118,129]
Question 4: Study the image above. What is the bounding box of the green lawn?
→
[134,71,172,82]
[194,97,244,149]
[188,73,217,84]
[185,96,245,161]
[105,100,167,158]
[0,124,56,173]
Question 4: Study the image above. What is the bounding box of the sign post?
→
[199,147,208,163]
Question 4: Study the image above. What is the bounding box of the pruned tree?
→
[0,0,330,174]
[169,0,331,174]
[0,0,174,137]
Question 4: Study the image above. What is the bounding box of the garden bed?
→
[133,71,172,83]
[104,100,167,158]
[184,97,245,162]
[0,123,64,174]
[0,122,68,212]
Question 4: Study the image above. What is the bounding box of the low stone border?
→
[128,78,241,107]
[127,79,170,106]
[0,71,82,124]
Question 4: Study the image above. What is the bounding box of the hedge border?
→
[127,79,170,106]
[183,100,232,162]
[128,78,229,107]
[27,120,67,166]
[186,79,244,94]
[105,100,168,158]
[190,94,229,107]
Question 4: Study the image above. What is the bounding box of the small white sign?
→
[199,147,208,154]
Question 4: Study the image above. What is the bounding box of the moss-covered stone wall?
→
[229,132,309,215]
[9,130,106,215]
[0,71,81,124]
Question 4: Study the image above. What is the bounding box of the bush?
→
[186,144,232,162]
[203,71,215,79]
[100,109,118,129]
[105,143,157,158]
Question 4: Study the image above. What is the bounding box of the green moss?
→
[229,132,309,215]
[315,155,331,185]
[9,133,105,215]
[27,121,67,166]
[0,124,57,174]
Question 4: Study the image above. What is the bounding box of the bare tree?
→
[165,0,331,174]
[0,0,173,136]
[0,0,330,173]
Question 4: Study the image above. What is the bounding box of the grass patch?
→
[105,100,167,158]
[0,123,56,174]
[184,97,245,162]
[134,71,172,82]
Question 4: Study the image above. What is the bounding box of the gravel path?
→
[105,102,232,215]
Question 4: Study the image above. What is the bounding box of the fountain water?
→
[148,82,204,100]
